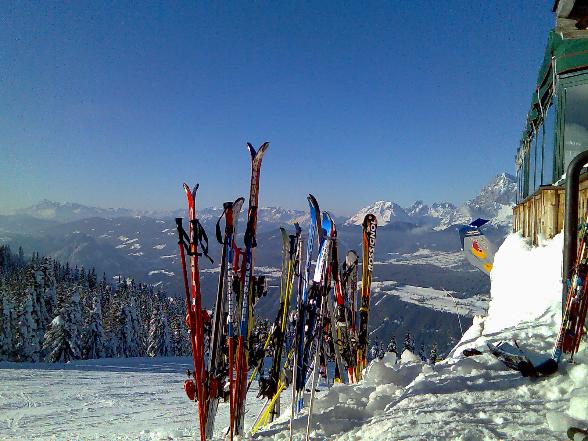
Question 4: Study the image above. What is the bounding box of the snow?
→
[249,232,586,440]
[371,281,487,317]
[484,232,563,334]
[2,231,587,440]
[345,173,516,230]
[153,244,167,250]
[147,270,175,277]
[345,200,409,226]
[50,315,64,326]
[379,248,465,268]
[0,357,269,440]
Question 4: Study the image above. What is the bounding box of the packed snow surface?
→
[0,357,277,440]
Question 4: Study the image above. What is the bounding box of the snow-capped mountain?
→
[345,201,410,226]
[345,173,517,229]
[14,200,140,223]
[460,172,517,226]
[13,200,310,229]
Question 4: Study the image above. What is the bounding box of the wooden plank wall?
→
[513,178,588,245]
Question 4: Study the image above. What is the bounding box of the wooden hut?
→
[514,0,588,244]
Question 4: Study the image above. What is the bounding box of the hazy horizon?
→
[0,171,514,218]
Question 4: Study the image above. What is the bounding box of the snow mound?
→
[254,232,587,441]
[485,232,563,334]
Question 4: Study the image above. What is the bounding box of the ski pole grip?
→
[175,218,184,243]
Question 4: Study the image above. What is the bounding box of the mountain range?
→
[345,172,516,229]
[9,172,516,231]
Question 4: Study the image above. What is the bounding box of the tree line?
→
[0,245,190,363]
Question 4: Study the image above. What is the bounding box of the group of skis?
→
[174,141,378,440]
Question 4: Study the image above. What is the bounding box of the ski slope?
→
[0,357,284,440]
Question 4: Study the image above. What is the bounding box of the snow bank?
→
[484,232,563,334]
[250,231,588,440]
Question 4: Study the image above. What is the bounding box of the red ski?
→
[175,183,213,441]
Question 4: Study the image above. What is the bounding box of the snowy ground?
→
[0,357,282,440]
[371,280,487,317]
[378,249,466,269]
[2,232,587,440]
[249,232,588,440]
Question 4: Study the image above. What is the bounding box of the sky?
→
[0,2,554,216]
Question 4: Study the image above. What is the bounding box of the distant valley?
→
[0,173,516,353]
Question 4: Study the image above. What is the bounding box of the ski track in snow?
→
[0,357,276,440]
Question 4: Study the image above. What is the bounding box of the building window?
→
[563,82,588,171]
[543,102,555,186]
[523,144,530,198]
[531,130,540,193]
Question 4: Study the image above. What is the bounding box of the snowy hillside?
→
[10,200,311,228]
[345,173,517,230]
[250,232,587,440]
[13,200,139,223]
[345,201,410,226]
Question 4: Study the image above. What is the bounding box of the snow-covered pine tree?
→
[16,291,41,361]
[87,267,97,290]
[419,343,427,362]
[403,332,414,354]
[387,335,397,355]
[28,263,49,341]
[43,315,70,362]
[43,290,83,362]
[119,303,140,357]
[429,343,438,365]
[18,246,25,266]
[83,295,105,359]
[41,257,57,328]
[0,295,14,360]
[0,245,12,271]
[169,299,190,355]
[135,284,154,355]
[67,290,83,360]
[101,279,122,357]
[147,305,171,357]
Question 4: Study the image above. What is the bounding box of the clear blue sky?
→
[1,2,553,215]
